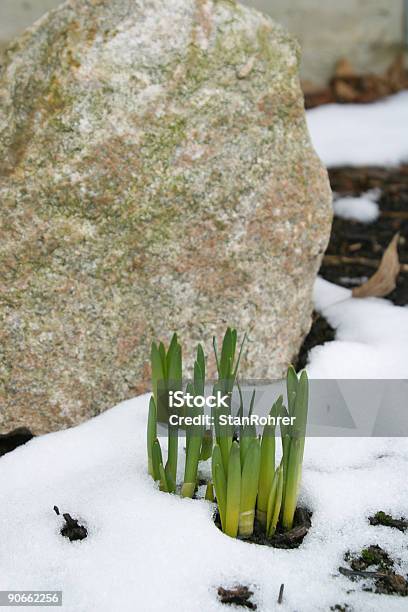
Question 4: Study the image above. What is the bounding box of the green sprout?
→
[266,461,284,537]
[213,328,246,474]
[146,328,310,541]
[256,395,283,526]
[280,367,309,531]
[148,335,210,498]
[181,344,205,498]
[149,333,182,493]
[212,435,261,538]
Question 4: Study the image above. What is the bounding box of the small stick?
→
[339,566,389,579]
[324,254,408,273]
[380,211,408,220]
[277,584,284,604]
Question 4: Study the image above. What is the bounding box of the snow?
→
[308,278,408,379]
[307,91,408,167]
[1,394,408,612]
[333,189,380,223]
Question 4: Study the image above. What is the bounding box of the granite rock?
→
[0,0,332,433]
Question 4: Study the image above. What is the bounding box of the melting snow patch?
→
[307,91,408,167]
[333,189,381,223]
[309,278,408,379]
[0,394,408,611]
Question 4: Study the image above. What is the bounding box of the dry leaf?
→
[304,53,407,109]
[332,79,357,102]
[352,233,400,298]
[334,58,355,78]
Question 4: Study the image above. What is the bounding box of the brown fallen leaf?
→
[334,58,355,78]
[332,79,358,102]
[352,233,400,298]
[304,53,408,109]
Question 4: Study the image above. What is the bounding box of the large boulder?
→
[0,0,332,434]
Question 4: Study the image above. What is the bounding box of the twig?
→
[323,255,408,273]
[339,567,389,580]
[277,584,284,604]
[380,211,408,219]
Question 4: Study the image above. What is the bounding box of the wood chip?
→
[352,233,400,297]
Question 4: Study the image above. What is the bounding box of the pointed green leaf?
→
[239,438,261,536]
[200,429,213,461]
[225,441,241,537]
[286,365,299,417]
[267,463,284,537]
[147,396,157,477]
[205,481,215,502]
[159,463,169,492]
[257,422,276,525]
[152,438,163,482]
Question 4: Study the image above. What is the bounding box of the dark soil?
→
[369,511,408,533]
[217,586,257,610]
[295,312,335,371]
[345,544,394,572]
[54,506,88,542]
[214,507,312,549]
[323,165,408,307]
[340,545,408,596]
[295,165,408,367]
[303,55,408,109]
[0,427,34,456]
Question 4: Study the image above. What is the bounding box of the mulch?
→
[296,164,408,364]
[303,55,408,109]
[323,165,408,306]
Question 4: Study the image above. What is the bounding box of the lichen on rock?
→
[0,0,332,433]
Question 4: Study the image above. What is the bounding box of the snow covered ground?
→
[0,364,407,611]
[307,90,408,167]
[333,190,380,223]
[1,94,408,611]
[309,278,408,379]
[0,286,407,611]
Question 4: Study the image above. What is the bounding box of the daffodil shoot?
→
[146,328,310,539]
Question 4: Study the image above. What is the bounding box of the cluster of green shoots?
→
[147,328,309,538]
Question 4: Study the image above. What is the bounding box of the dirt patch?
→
[214,507,312,549]
[340,545,408,596]
[54,506,88,542]
[345,544,394,572]
[303,54,408,109]
[294,164,408,369]
[217,585,257,610]
[369,511,408,533]
[0,427,34,457]
[295,312,335,370]
[322,165,408,307]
